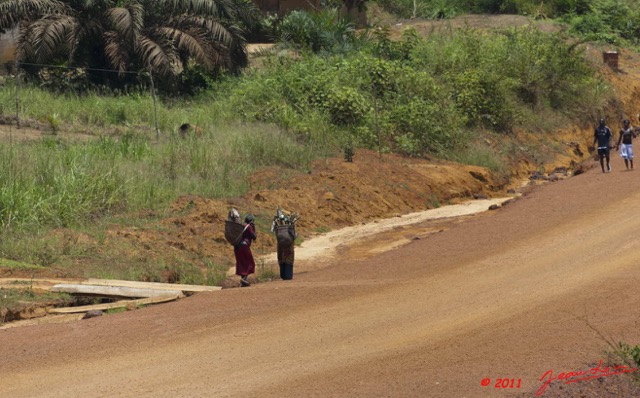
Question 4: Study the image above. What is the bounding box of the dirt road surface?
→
[3,154,640,397]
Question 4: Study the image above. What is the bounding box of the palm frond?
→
[18,15,76,63]
[103,30,130,75]
[5,0,252,85]
[159,27,213,68]
[137,33,180,76]
[157,15,247,70]
[106,2,144,43]
[156,0,224,16]
[0,0,69,30]
[176,15,234,47]
[155,0,258,24]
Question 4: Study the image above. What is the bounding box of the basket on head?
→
[225,221,246,246]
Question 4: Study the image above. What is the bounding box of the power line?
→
[16,61,142,75]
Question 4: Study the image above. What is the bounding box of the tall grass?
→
[0,123,317,232]
[0,86,235,135]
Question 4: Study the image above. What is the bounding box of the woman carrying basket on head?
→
[271,208,298,280]
[234,213,257,287]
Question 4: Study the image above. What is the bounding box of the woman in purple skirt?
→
[234,214,257,287]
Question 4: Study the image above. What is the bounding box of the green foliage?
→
[106,307,128,315]
[0,288,72,317]
[0,258,43,270]
[374,0,458,19]
[228,25,605,156]
[278,8,357,53]
[344,142,355,161]
[616,342,640,368]
[553,0,592,14]
[450,140,507,174]
[0,23,611,233]
[389,98,461,155]
[0,115,317,233]
[176,64,218,96]
[372,26,420,61]
[201,261,232,286]
[452,69,510,129]
[0,139,125,230]
[417,0,640,45]
[250,13,281,42]
[375,0,640,42]
[0,0,259,90]
[563,0,640,45]
[46,113,61,133]
[256,259,278,282]
[316,86,370,125]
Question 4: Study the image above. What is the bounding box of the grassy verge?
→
[0,258,43,270]
[0,122,320,231]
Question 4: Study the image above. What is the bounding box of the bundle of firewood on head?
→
[271,208,300,248]
[270,207,299,231]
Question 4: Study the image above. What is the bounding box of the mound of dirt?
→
[87,143,587,282]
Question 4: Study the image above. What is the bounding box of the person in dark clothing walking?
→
[593,118,613,173]
[616,119,636,170]
[234,214,257,287]
[271,209,298,280]
[276,223,296,280]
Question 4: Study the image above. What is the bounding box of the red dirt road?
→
[3,156,640,397]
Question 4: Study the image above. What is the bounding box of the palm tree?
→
[0,0,259,84]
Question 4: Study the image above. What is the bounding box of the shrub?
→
[616,342,640,369]
[374,0,458,19]
[372,26,420,61]
[388,98,463,155]
[278,9,357,53]
[554,0,592,14]
[318,86,370,126]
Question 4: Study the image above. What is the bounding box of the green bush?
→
[452,69,497,127]
[372,26,420,61]
[228,24,605,154]
[554,0,592,14]
[319,86,370,126]
[568,13,617,42]
[374,0,458,19]
[278,8,357,53]
[389,98,464,155]
[616,342,640,368]
[560,0,640,44]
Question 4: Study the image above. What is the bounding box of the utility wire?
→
[16,61,142,75]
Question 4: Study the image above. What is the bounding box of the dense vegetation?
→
[374,0,640,45]
[0,1,622,282]
[0,25,609,231]
[238,27,604,155]
[0,0,260,90]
